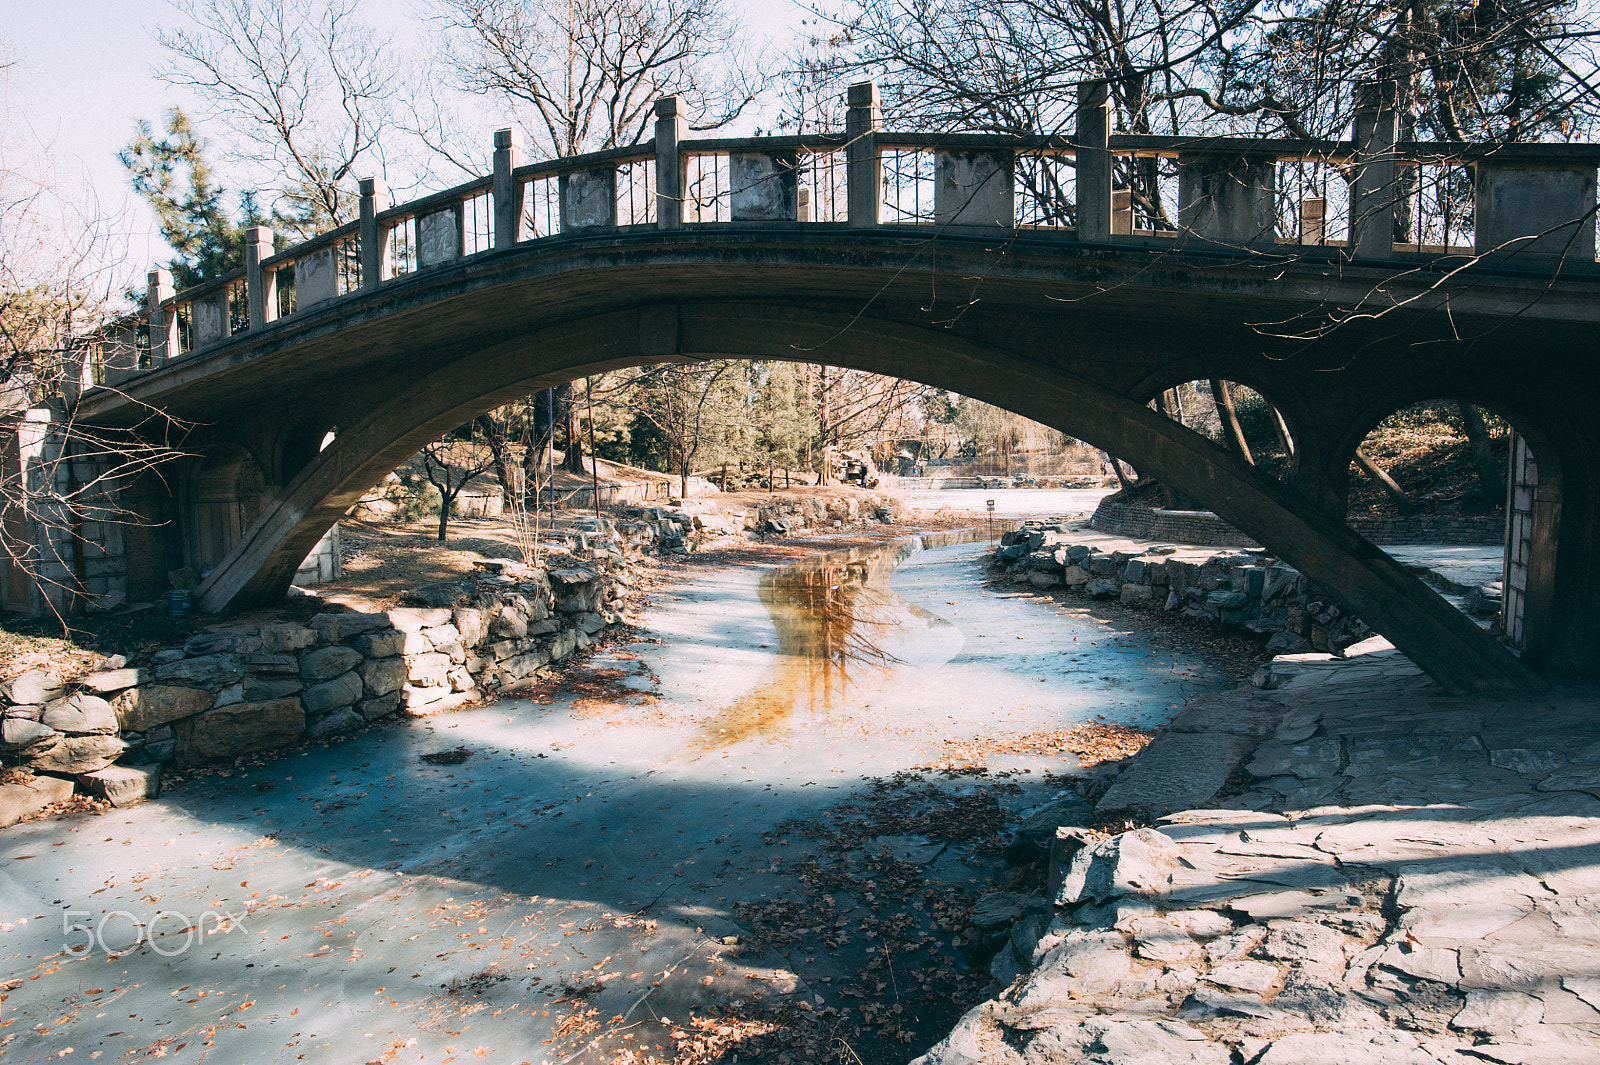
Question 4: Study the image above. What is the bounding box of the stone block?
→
[309,612,391,644]
[405,581,477,609]
[421,622,460,647]
[242,676,304,701]
[239,652,299,675]
[3,717,55,748]
[0,774,75,827]
[114,685,213,731]
[77,668,151,695]
[400,630,435,655]
[173,698,304,764]
[351,629,404,658]
[548,631,578,662]
[299,645,362,681]
[1096,732,1256,817]
[76,764,160,806]
[387,606,454,632]
[307,707,363,739]
[448,667,475,692]
[1120,583,1154,604]
[42,694,119,735]
[303,671,362,713]
[453,608,487,648]
[504,649,548,680]
[259,623,317,653]
[1086,577,1121,599]
[185,631,260,656]
[407,652,452,687]
[29,733,126,774]
[401,684,451,713]
[359,657,407,697]
[358,691,402,721]
[5,670,66,705]
[574,612,607,635]
[490,606,527,639]
[212,683,244,708]
[155,654,243,690]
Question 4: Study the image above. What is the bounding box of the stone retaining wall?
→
[0,492,904,824]
[992,520,1372,655]
[1091,499,1505,546]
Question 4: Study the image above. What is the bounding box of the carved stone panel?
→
[193,291,229,346]
[934,151,1014,227]
[418,207,463,268]
[730,152,798,221]
[560,169,617,231]
[1476,164,1597,261]
[295,248,338,308]
[1178,154,1277,247]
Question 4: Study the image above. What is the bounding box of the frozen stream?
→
[0,533,1226,1063]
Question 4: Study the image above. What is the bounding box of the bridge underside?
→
[79,231,1600,692]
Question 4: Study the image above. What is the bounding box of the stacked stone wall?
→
[993,521,1373,655]
[1091,499,1504,547]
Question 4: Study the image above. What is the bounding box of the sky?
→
[2,0,813,286]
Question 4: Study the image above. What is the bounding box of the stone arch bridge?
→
[55,83,1600,694]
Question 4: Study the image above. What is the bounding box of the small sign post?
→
[986,498,996,549]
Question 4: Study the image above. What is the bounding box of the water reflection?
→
[695,538,956,749]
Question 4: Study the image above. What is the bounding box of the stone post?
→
[655,97,687,229]
[359,177,388,288]
[846,82,881,228]
[245,226,276,329]
[1350,80,1399,259]
[146,268,177,364]
[1075,81,1113,241]
[493,128,525,248]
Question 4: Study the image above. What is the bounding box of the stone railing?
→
[68,81,1600,398]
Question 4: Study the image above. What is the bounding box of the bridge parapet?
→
[97,80,1600,391]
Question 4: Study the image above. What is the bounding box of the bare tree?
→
[630,361,746,496]
[417,420,499,541]
[152,0,399,236]
[433,0,759,157]
[1,56,188,616]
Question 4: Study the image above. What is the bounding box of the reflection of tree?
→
[695,541,929,749]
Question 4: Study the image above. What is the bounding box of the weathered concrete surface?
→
[918,642,1600,1065]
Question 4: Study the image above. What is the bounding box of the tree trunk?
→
[1210,380,1255,464]
[436,496,452,541]
[1457,402,1504,503]
[1111,458,1137,492]
[559,382,585,474]
[476,413,514,508]
[1268,405,1296,460]
[1354,449,1419,515]
[816,365,832,485]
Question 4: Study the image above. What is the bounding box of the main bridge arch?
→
[178,291,1565,695]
